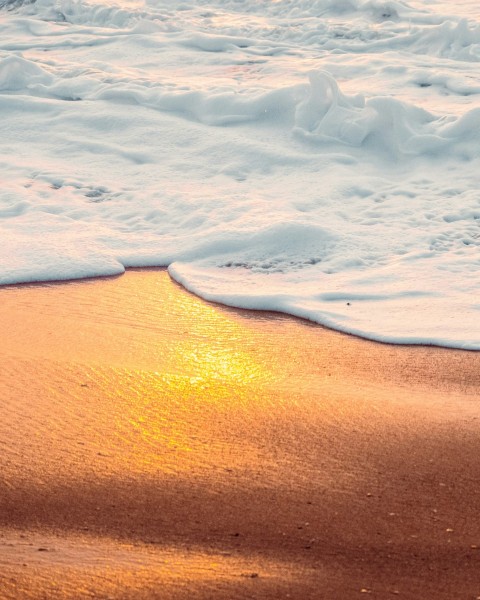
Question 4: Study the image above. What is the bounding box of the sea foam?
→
[0,0,478,348]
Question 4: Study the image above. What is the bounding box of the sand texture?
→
[0,270,479,599]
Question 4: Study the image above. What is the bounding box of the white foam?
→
[0,0,479,348]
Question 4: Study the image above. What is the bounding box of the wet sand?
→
[0,269,479,599]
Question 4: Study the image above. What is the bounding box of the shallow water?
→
[0,271,479,599]
[0,0,479,347]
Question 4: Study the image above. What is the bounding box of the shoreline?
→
[2,266,478,354]
[0,270,479,599]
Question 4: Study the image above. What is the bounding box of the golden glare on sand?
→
[0,270,479,599]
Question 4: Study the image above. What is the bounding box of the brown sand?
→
[0,269,479,599]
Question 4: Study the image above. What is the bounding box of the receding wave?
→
[0,0,479,348]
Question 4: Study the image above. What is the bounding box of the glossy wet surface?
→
[0,271,479,599]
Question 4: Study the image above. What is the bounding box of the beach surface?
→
[0,270,479,599]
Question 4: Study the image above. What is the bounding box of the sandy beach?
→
[0,269,479,599]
